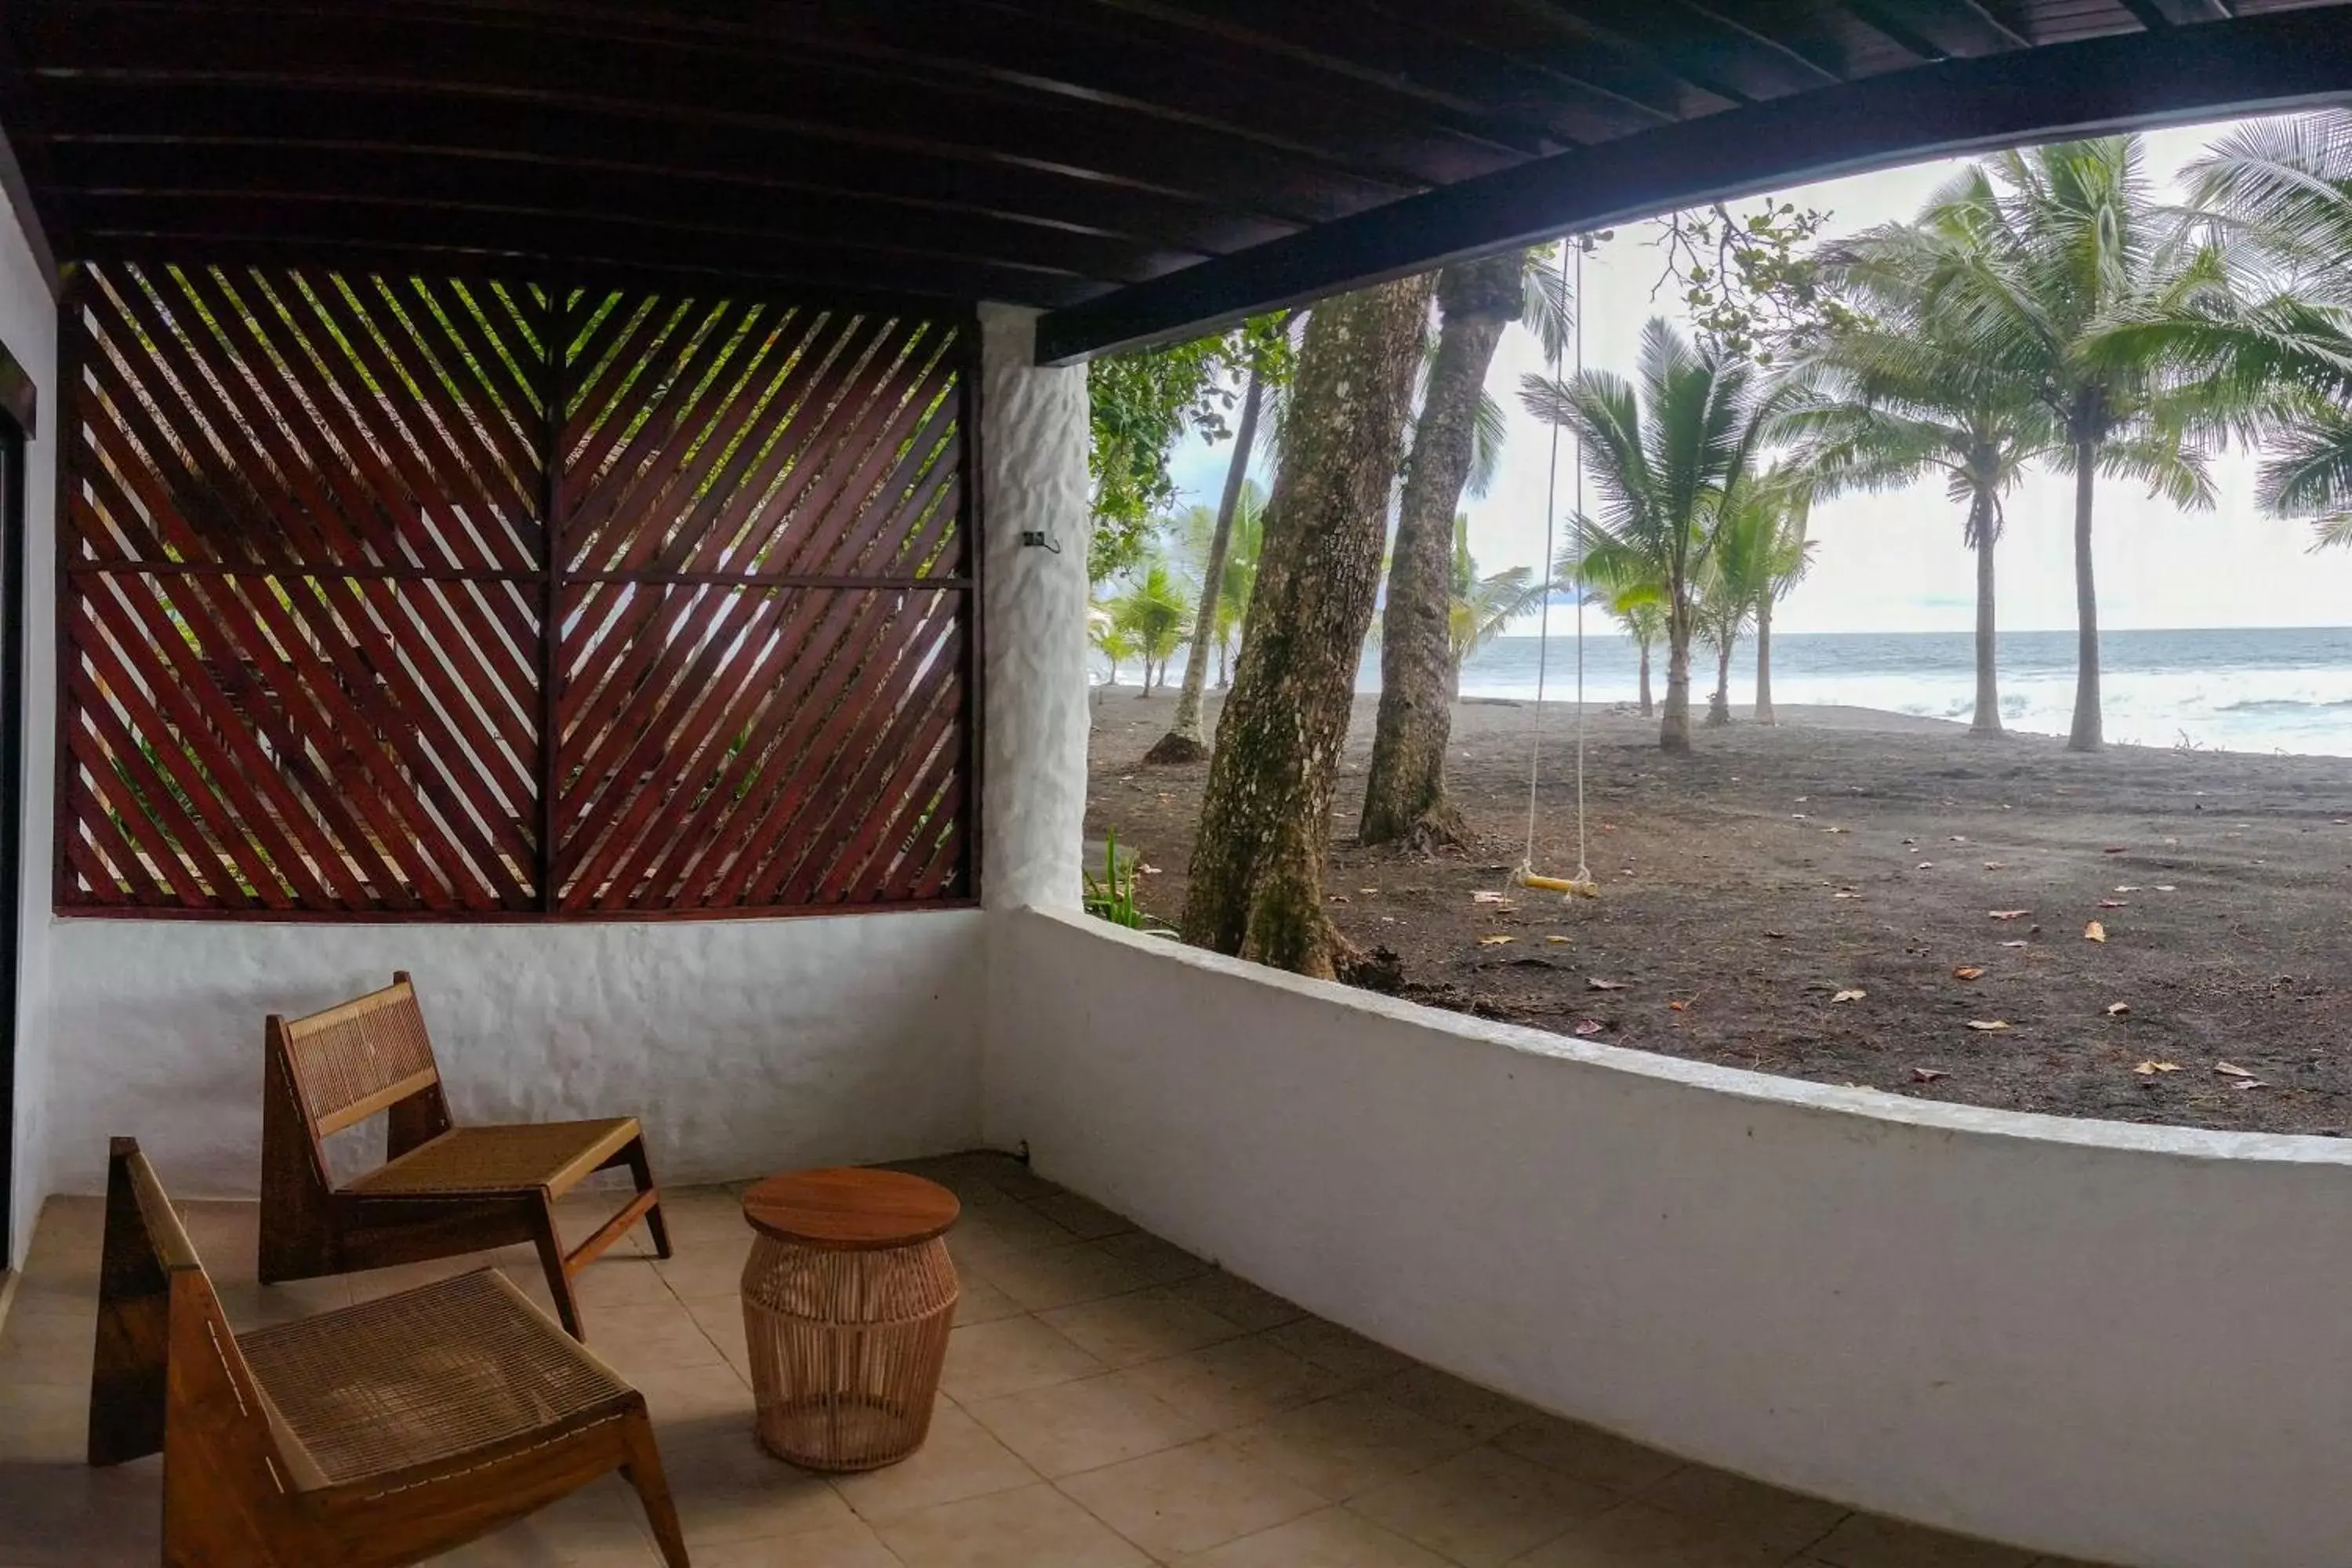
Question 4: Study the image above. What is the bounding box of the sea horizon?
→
[1126,624,2352,757]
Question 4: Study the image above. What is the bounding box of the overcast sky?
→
[1156,115,2352,637]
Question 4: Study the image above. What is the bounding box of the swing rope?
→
[1520,238,1598,900]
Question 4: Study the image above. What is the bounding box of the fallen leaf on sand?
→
[1916,862,1935,870]
[2100,898,2128,909]
[2133,1059,2180,1075]
[2155,884,2177,892]
[1823,826,1850,834]
[1472,890,1508,905]
[1328,895,1349,904]
[2000,939,2030,948]
[2084,920,2107,942]
[1952,966,1985,981]
[1763,930,1788,939]
[2103,846,2128,855]
[1668,1000,1691,1012]
[2114,885,2141,893]
[1832,989,1867,1004]
[1989,909,2030,920]
[1966,1019,2013,1033]
[1545,935,1570,945]
[1912,1066,1948,1083]
[2234,1078,2268,1090]
[1139,863,1162,875]
[1477,934,1513,946]
[2107,1002,2131,1015]
[1588,978,1627,991]
[2215,1061,2257,1079]
[1833,891,1861,900]
[1982,860,2006,869]
[1949,836,1969,844]
[1791,812,1809,820]
[1572,1019,1605,1036]
[1358,887,1378,895]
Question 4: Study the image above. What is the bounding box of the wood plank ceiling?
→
[3,0,2350,360]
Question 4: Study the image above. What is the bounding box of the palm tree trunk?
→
[1971,493,2002,737]
[1218,638,1229,688]
[2067,442,2102,751]
[1181,275,1435,977]
[1637,640,1653,716]
[1147,370,1265,764]
[1754,595,1776,724]
[1661,608,1693,753]
[1706,640,1733,725]
[1361,252,1523,847]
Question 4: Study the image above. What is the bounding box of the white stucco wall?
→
[0,180,54,1270]
[42,911,986,1201]
[985,907,2352,1568]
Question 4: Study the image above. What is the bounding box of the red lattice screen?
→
[58,263,975,917]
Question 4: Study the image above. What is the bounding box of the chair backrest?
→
[269,972,442,1139]
[90,1138,288,1483]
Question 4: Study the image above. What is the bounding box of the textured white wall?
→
[0,183,53,1270]
[978,304,1089,913]
[987,907,2352,1568]
[43,911,987,1201]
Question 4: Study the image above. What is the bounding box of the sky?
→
[1155,115,2352,637]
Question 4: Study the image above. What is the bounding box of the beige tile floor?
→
[0,1152,2107,1568]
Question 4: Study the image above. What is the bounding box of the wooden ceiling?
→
[3,1,2351,361]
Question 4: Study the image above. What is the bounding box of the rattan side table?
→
[739,1167,960,1472]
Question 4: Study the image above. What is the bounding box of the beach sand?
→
[1085,686,2352,1135]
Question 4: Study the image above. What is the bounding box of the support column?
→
[978,305,1090,912]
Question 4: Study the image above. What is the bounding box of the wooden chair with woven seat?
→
[260,971,670,1339]
[88,1138,690,1567]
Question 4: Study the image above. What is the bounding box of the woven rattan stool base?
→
[739,1171,961,1472]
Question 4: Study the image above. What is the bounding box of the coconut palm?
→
[1785,224,2056,735]
[1447,517,1549,697]
[1185,480,1268,687]
[1524,318,1782,752]
[1911,139,2236,750]
[1090,614,1137,688]
[1693,469,1813,724]
[2136,113,2352,550]
[1110,560,1193,694]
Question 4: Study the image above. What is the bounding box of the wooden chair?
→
[88,1137,690,1567]
[259,971,670,1339]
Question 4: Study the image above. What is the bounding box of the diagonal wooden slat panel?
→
[61,262,973,918]
[60,261,546,914]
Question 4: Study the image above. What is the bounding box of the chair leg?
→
[529,1193,586,1341]
[624,1136,673,1260]
[619,1407,690,1568]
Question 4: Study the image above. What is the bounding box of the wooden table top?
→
[740,1168,961,1250]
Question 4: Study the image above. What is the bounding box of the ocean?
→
[1444,626,2352,756]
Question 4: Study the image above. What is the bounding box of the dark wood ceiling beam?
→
[1838,1,1955,62]
[1949,0,2035,49]
[1664,1,1848,84]
[1503,1,1754,110]
[16,4,1420,227]
[45,142,1192,286]
[1512,1,1823,103]
[38,82,1293,258]
[67,194,1106,309]
[1038,6,2352,360]
[1363,0,1707,128]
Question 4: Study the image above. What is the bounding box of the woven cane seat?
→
[235,1269,635,1490]
[343,1119,641,1197]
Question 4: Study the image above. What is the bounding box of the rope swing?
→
[1519,237,1601,902]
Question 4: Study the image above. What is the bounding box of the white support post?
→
[978,305,1090,912]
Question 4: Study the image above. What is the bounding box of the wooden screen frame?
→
[53,262,982,921]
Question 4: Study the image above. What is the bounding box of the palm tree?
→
[1447,517,1549,697]
[1912,139,2234,750]
[1090,614,1137,689]
[2127,113,2352,550]
[1785,223,2055,735]
[1363,247,1571,844]
[1693,469,1812,724]
[1111,560,1192,694]
[1524,318,1781,753]
[1190,481,1268,688]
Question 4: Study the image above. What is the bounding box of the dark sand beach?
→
[1086,687,2352,1135]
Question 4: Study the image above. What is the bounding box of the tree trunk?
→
[1971,491,2002,737]
[1360,253,1523,848]
[1754,595,1775,725]
[1637,641,1653,716]
[2067,441,2101,751]
[1661,609,1693,753]
[1181,276,1435,977]
[1218,637,1229,688]
[1706,639,1733,725]
[1146,369,1265,764]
